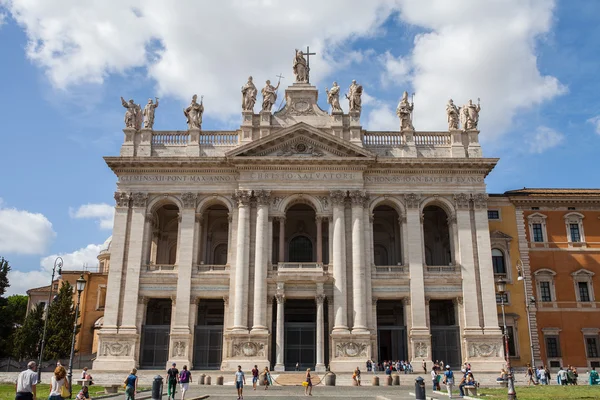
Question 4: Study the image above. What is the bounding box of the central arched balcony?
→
[196,202,230,274]
[423,204,456,273]
[146,202,180,272]
[372,204,405,274]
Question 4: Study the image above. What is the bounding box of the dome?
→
[99,236,112,254]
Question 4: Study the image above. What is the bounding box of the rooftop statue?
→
[293,49,308,83]
[461,99,481,130]
[241,76,257,112]
[446,99,459,130]
[120,97,142,130]
[396,91,414,130]
[184,94,204,129]
[143,97,159,129]
[261,79,280,112]
[346,80,362,114]
[325,82,343,113]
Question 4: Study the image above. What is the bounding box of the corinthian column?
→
[350,190,368,333]
[330,190,349,333]
[252,190,271,333]
[274,290,285,371]
[232,190,252,332]
[315,291,326,371]
[316,216,323,263]
[278,217,286,263]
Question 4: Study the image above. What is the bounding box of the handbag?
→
[60,383,70,398]
[302,381,309,387]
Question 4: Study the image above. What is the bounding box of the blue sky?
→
[0,0,599,295]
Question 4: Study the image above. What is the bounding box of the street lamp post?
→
[38,257,63,382]
[517,259,537,369]
[67,274,87,399]
[496,278,517,400]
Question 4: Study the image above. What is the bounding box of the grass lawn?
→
[476,385,600,399]
[0,383,141,400]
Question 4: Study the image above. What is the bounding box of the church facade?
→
[94,59,504,372]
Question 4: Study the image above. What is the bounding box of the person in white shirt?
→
[15,361,38,400]
[49,365,69,400]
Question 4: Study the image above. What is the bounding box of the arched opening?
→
[423,205,452,266]
[199,204,229,265]
[372,205,402,266]
[150,204,180,265]
[492,249,506,276]
[279,203,317,262]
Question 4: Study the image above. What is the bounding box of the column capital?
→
[233,189,252,207]
[402,297,411,306]
[473,193,488,209]
[315,215,324,223]
[447,213,457,225]
[195,213,204,223]
[254,189,272,206]
[329,190,347,206]
[114,191,130,208]
[227,212,233,223]
[404,193,421,209]
[277,216,286,223]
[131,192,148,208]
[315,293,326,304]
[275,293,285,304]
[349,190,368,207]
[372,297,378,306]
[454,296,463,305]
[181,192,197,209]
[454,193,471,210]
[398,215,407,224]
[425,296,431,305]
[223,295,229,307]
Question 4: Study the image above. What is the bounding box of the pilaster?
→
[402,129,417,157]
[259,110,272,138]
[120,128,136,156]
[330,190,349,334]
[348,111,362,146]
[466,130,482,157]
[241,111,254,144]
[186,128,200,156]
[138,128,152,157]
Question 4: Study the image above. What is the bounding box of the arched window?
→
[492,249,506,275]
[289,235,313,262]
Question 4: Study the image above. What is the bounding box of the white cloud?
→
[587,116,600,135]
[526,126,564,154]
[70,203,114,230]
[0,12,7,26]
[6,242,104,296]
[379,51,411,85]
[0,198,56,255]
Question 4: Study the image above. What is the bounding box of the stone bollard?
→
[372,376,379,386]
[205,376,211,385]
[385,375,393,386]
[393,374,400,386]
[199,374,206,385]
[325,372,336,386]
[216,376,224,385]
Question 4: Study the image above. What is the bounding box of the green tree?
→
[7,295,28,326]
[0,257,12,357]
[44,281,78,360]
[13,303,44,360]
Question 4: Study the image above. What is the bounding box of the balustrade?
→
[145,264,177,272]
[374,265,406,274]
[152,132,189,145]
[426,265,457,273]
[414,132,451,146]
[363,132,404,147]
[195,264,230,273]
[198,132,239,146]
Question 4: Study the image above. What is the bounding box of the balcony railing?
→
[152,132,189,145]
[537,301,598,309]
[146,264,177,272]
[273,262,328,275]
[363,132,405,147]
[529,241,600,249]
[195,264,230,273]
[374,265,407,274]
[414,132,451,146]
[426,265,457,273]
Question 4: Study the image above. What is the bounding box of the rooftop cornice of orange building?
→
[26,284,51,294]
[491,188,600,205]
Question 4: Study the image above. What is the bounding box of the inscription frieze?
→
[365,175,484,184]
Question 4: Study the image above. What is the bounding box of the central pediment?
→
[226,122,375,159]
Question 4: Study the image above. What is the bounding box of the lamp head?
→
[517,276,524,281]
[495,278,507,294]
[76,273,87,294]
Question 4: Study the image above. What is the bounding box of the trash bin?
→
[205,376,211,385]
[199,374,206,385]
[325,372,336,386]
[415,376,426,400]
[216,376,224,385]
[393,374,400,385]
[152,375,163,400]
[372,376,379,386]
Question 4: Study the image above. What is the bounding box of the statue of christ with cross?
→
[293,46,316,83]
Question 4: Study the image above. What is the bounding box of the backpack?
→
[180,370,189,382]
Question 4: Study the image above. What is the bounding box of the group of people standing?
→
[366,359,413,373]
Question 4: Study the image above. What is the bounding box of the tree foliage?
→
[0,257,13,357]
[44,281,78,360]
[13,303,44,360]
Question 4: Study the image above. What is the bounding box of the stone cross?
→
[303,46,316,83]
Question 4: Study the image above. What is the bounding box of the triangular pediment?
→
[490,230,513,240]
[225,122,375,159]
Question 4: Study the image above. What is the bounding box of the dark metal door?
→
[140,326,170,368]
[377,327,407,361]
[193,326,223,369]
[284,322,315,370]
[431,326,461,367]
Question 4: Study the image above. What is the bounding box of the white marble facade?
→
[93,81,504,372]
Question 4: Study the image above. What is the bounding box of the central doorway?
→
[377,300,407,362]
[193,299,224,369]
[276,299,318,370]
[140,299,171,368]
[430,300,461,367]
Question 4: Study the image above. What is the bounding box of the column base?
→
[274,364,285,372]
[463,332,506,371]
[93,330,139,371]
[250,327,269,335]
[331,326,350,335]
[328,333,373,372]
[408,329,432,366]
[351,327,370,335]
[169,332,193,369]
[315,363,326,372]
[222,331,271,371]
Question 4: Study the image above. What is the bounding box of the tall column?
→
[274,288,285,371]
[172,193,197,331]
[330,190,349,333]
[278,217,285,263]
[328,216,333,265]
[102,192,130,331]
[454,193,482,331]
[316,216,323,263]
[364,207,374,331]
[120,193,149,331]
[404,193,427,330]
[252,190,271,333]
[315,290,326,372]
[232,190,252,331]
[226,212,233,265]
[350,190,368,333]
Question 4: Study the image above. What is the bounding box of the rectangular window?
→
[578,282,591,302]
[532,224,544,242]
[568,207,576,210]
[97,286,107,310]
[540,282,552,302]
[570,223,581,242]
[496,293,509,304]
[488,210,500,220]
[546,336,561,358]
[586,337,599,358]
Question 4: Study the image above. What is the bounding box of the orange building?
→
[507,189,600,370]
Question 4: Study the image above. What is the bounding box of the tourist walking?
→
[558,367,568,385]
[353,367,361,386]
[251,365,259,390]
[525,364,538,385]
[15,361,38,400]
[304,368,313,396]
[544,365,551,385]
[423,359,427,374]
[262,367,271,390]
[123,369,138,400]
[235,365,246,400]
[179,366,192,400]
[431,368,439,391]
[49,365,69,400]
[442,365,454,399]
[166,362,179,400]
[589,366,599,385]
